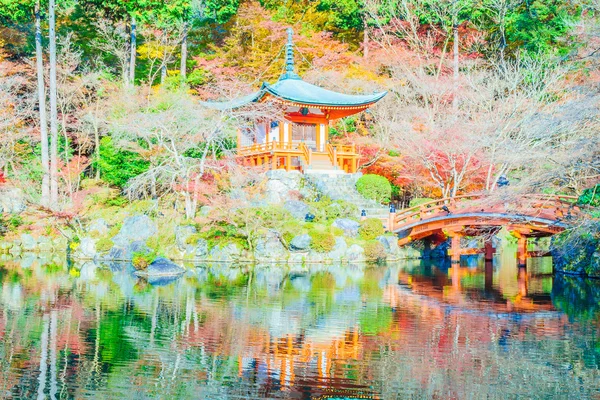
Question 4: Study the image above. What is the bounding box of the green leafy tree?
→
[502,0,578,56]
[323,0,399,55]
[95,137,150,189]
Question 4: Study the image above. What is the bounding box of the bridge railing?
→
[390,193,580,233]
[390,194,485,232]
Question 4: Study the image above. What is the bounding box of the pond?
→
[1,252,600,399]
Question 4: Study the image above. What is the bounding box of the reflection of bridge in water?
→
[388,194,579,266]
[395,257,558,315]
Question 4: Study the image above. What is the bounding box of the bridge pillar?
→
[518,265,528,297]
[511,229,530,267]
[422,237,432,259]
[447,231,463,264]
[484,239,495,262]
[517,236,527,267]
[484,260,493,292]
[388,209,396,233]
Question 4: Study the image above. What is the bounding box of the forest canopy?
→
[0,0,599,215]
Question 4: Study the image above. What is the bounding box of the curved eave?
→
[267,94,386,110]
[264,79,387,108]
[200,90,265,111]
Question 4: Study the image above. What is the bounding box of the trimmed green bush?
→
[364,241,387,262]
[309,229,336,253]
[356,174,392,203]
[359,218,384,241]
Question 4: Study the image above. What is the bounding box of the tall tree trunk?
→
[94,100,100,179]
[452,21,459,110]
[160,63,167,85]
[48,0,59,207]
[150,172,157,199]
[363,19,369,59]
[129,15,137,86]
[35,0,50,206]
[180,22,187,80]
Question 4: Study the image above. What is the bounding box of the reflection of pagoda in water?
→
[236,328,365,396]
[173,263,571,397]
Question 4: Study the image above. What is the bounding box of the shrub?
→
[578,184,600,207]
[330,226,344,236]
[185,233,203,245]
[146,230,176,252]
[281,220,305,247]
[107,223,121,238]
[198,222,240,250]
[359,218,384,241]
[96,238,114,253]
[105,196,128,207]
[356,174,392,203]
[8,215,22,231]
[94,137,150,189]
[132,251,158,270]
[309,229,336,253]
[409,198,434,208]
[364,241,387,262]
[69,236,81,251]
[0,215,22,236]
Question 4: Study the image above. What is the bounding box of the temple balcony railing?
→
[237,141,302,156]
[237,141,360,173]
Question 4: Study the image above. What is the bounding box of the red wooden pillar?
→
[517,236,527,267]
[511,229,530,268]
[484,260,493,292]
[451,262,461,291]
[518,265,528,298]
[484,239,494,261]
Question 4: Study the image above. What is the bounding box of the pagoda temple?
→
[205,28,386,173]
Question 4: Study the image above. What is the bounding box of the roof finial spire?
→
[280,27,299,80]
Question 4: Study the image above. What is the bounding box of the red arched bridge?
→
[386,194,580,265]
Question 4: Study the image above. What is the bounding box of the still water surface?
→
[1,252,600,399]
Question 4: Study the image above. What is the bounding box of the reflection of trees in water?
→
[552,274,600,323]
[0,259,599,398]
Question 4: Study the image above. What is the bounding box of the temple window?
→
[291,123,317,149]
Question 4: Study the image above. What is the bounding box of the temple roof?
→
[202,28,386,111]
[265,77,387,107]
